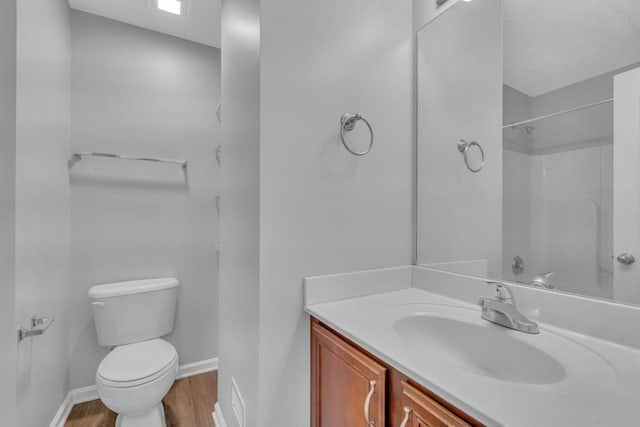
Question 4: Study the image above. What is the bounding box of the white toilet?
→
[88,278,180,427]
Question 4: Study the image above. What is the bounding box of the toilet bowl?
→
[96,339,179,427]
[88,278,181,427]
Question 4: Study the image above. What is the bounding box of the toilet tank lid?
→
[88,277,179,299]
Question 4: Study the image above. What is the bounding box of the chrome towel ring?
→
[457,139,485,173]
[340,113,374,156]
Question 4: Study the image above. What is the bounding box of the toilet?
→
[88,278,180,427]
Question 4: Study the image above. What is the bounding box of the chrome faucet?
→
[529,271,555,289]
[478,282,539,334]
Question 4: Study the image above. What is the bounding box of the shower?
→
[509,123,535,135]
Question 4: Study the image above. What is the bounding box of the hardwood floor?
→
[64,371,218,427]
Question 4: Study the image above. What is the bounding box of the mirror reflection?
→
[417,0,640,305]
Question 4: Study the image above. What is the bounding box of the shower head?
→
[509,123,535,135]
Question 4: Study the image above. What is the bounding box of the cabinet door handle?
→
[400,406,411,427]
[364,380,376,426]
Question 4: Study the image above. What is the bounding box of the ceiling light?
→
[157,0,182,15]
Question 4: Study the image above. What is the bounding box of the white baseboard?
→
[49,393,73,427]
[176,357,218,380]
[212,403,228,427]
[71,384,100,404]
[50,357,218,427]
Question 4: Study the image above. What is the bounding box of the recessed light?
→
[157,0,182,15]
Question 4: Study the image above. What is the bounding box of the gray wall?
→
[218,0,261,425]
[218,0,413,425]
[414,0,460,30]
[0,1,16,425]
[259,0,413,424]
[69,11,220,389]
[416,0,503,277]
[15,1,72,426]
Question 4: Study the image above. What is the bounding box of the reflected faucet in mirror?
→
[529,272,555,289]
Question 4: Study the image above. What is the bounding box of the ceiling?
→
[66,1,640,96]
[68,0,221,48]
[504,0,640,97]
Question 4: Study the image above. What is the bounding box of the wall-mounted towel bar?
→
[72,150,188,169]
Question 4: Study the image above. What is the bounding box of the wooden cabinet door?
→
[311,321,386,427]
[399,381,470,427]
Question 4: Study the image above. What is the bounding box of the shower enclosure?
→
[503,65,640,301]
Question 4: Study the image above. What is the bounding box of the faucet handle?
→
[486,281,516,306]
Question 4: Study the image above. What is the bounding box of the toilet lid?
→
[98,339,177,384]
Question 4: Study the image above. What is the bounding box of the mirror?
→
[416,0,640,305]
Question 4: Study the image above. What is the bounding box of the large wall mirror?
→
[416,0,640,305]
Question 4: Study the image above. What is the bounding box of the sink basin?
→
[394,314,565,384]
[379,303,616,387]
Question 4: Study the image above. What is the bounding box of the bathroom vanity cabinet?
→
[311,318,483,427]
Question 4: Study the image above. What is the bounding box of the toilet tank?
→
[88,278,179,347]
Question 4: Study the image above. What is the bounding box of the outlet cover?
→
[231,377,245,427]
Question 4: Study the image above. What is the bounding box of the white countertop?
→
[305,283,640,427]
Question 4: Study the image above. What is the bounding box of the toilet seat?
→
[97,339,178,388]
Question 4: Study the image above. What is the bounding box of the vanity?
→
[311,318,478,427]
[307,1,640,425]
[304,266,640,427]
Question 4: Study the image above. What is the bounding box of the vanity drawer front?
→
[400,381,470,427]
[311,321,387,427]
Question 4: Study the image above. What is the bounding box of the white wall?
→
[258,0,413,424]
[218,0,413,425]
[529,67,618,154]
[503,85,534,153]
[69,11,220,389]
[0,1,17,425]
[15,1,72,426]
[218,0,261,425]
[414,0,460,31]
[416,0,503,277]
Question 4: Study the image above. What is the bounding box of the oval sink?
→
[394,314,566,384]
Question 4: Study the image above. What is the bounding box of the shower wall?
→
[503,69,616,298]
[69,11,220,390]
[504,147,613,298]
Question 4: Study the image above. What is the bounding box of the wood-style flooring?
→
[64,370,217,427]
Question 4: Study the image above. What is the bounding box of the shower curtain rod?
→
[503,98,613,129]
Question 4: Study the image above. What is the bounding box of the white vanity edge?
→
[305,265,640,350]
